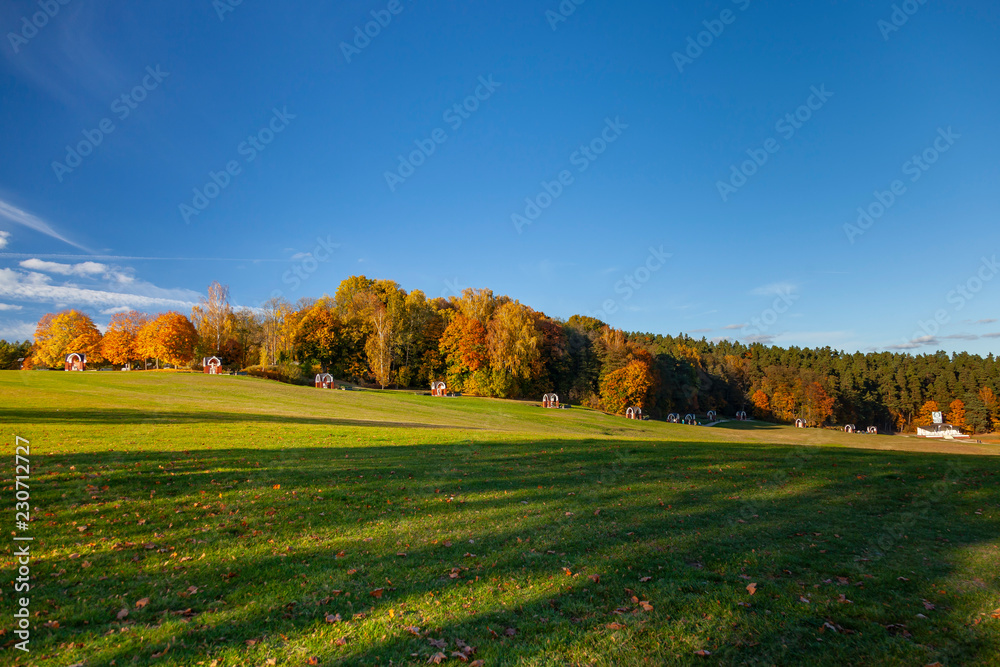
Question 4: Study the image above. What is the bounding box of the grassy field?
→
[2,372,1000,666]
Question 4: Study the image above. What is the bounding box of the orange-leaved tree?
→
[916,400,940,427]
[100,311,148,367]
[600,358,655,416]
[751,389,770,419]
[946,398,967,433]
[138,312,198,368]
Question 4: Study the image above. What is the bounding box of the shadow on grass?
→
[0,407,473,430]
[25,439,1000,666]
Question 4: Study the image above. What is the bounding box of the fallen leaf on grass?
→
[991,609,1000,619]
[429,638,447,649]
[370,588,385,598]
[470,662,484,667]
[695,650,712,657]
[505,627,517,636]
[136,597,150,609]
[307,658,319,665]
[325,613,342,623]
[923,600,936,610]
[336,551,347,558]
[265,660,277,666]
[639,601,653,612]
[405,626,422,636]
[639,577,652,582]
[429,652,447,664]
[589,574,600,584]
[334,637,347,646]
[838,595,853,604]
[116,608,129,620]
[606,622,625,630]
[746,583,757,595]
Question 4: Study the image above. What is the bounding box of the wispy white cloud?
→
[0,303,23,311]
[0,230,10,249]
[0,199,89,251]
[19,258,107,276]
[0,268,200,311]
[722,323,747,330]
[0,320,37,341]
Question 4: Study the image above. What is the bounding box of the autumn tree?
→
[191,282,233,354]
[138,312,199,368]
[979,387,999,432]
[947,398,967,433]
[487,301,541,398]
[259,297,294,366]
[751,389,770,418]
[100,311,148,367]
[600,359,655,416]
[916,400,940,427]
[32,310,104,367]
[365,299,397,388]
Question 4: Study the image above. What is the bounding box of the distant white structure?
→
[736,411,747,421]
[867,426,878,434]
[917,423,969,439]
[684,413,697,425]
[844,424,856,433]
[626,407,642,420]
[795,419,806,428]
[706,410,717,421]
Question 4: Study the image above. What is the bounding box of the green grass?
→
[3,372,1000,666]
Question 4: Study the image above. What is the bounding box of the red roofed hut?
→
[315,373,334,389]
[625,407,642,420]
[202,356,222,374]
[542,393,559,408]
[431,381,447,397]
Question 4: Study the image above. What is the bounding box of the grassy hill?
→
[3,372,1000,665]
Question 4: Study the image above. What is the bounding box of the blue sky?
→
[1,0,998,355]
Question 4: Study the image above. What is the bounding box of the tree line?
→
[9,276,1000,434]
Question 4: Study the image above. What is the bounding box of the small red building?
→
[626,406,642,420]
[431,381,447,397]
[795,419,806,428]
[542,393,559,408]
[64,353,86,371]
[202,356,222,374]
[315,373,334,389]
[844,424,856,433]
[736,411,747,421]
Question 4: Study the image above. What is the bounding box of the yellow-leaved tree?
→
[32,310,104,367]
